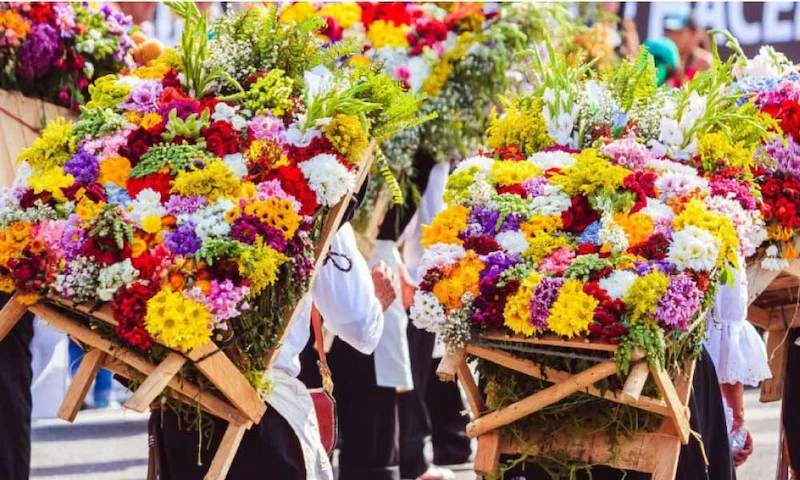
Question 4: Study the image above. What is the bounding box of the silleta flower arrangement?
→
[0,4,421,396]
[0,2,135,109]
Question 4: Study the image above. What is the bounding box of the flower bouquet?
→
[0,2,138,187]
[279,2,569,253]
[410,47,770,477]
[0,4,422,477]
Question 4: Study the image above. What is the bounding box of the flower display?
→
[411,47,770,371]
[0,4,421,392]
[0,2,136,109]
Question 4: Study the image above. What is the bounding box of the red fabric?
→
[310,304,338,456]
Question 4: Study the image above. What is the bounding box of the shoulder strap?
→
[310,303,334,394]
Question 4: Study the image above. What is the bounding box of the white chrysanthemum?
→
[453,155,494,175]
[96,259,139,301]
[645,157,699,176]
[191,199,234,241]
[285,125,321,147]
[417,243,466,278]
[530,185,571,216]
[640,198,675,221]
[222,153,248,180]
[599,270,638,300]
[299,154,357,207]
[668,226,721,272]
[410,291,447,334]
[125,188,167,226]
[598,216,628,255]
[655,172,709,201]
[528,151,576,171]
[213,103,247,131]
[465,176,494,206]
[496,230,529,254]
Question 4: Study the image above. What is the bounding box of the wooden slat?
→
[47,296,117,326]
[620,361,650,403]
[466,361,618,438]
[761,329,788,403]
[466,345,669,416]
[473,432,501,476]
[58,349,108,422]
[651,435,682,480]
[436,347,465,382]
[186,343,266,424]
[748,305,773,330]
[30,304,249,425]
[478,331,618,352]
[204,421,251,480]
[0,292,27,341]
[651,364,691,444]
[124,353,187,412]
[747,262,784,306]
[456,359,485,418]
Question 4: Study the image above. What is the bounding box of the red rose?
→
[268,165,318,216]
[576,243,598,255]
[120,326,154,350]
[127,172,173,201]
[201,120,241,158]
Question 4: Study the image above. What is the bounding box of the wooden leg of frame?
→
[456,359,485,418]
[204,421,252,480]
[651,436,682,480]
[621,361,650,402]
[0,292,27,341]
[58,348,108,422]
[761,329,787,403]
[651,364,691,444]
[124,352,188,412]
[473,431,501,477]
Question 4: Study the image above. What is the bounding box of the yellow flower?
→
[486,99,553,156]
[140,113,163,130]
[131,237,148,258]
[423,59,454,97]
[432,251,484,310]
[366,20,411,49]
[0,222,31,268]
[549,149,631,197]
[129,64,171,80]
[98,157,132,187]
[767,225,794,242]
[613,212,654,246]
[141,215,163,234]
[0,277,14,293]
[524,232,569,263]
[503,273,541,336]
[491,160,540,187]
[172,159,241,202]
[547,279,598,338]
[673,199,739,267]
[697,132,753,170]
[238,242,290,295]
[125,110,143,126]
[421,205,470,248]
[75,198,105,222]
[521,215,563,236]
[318,3,362,28]
[144,289,213,352]
[349,55,371,67]
[239,181,257,200]
[28,167,74,202]
[17,118,76,172]
[624,271,669,325]
[244,197,302,239]
[279,2,317,23]
[0,10,30,39]
[324,114,370,164]
[15,292,40,306]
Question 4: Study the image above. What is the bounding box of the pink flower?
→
[539,246,575,275]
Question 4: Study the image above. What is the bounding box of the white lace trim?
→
[704,319,772,386]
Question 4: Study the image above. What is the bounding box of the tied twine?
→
[0,104,42,134]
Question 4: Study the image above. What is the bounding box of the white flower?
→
[655,172,708,201]
[766,245,780,257]
[125,188,167,227]
[530,185,571,216]
[191,199,234,241]
[668,226,721,272]
[528,151,575,171]
[640,198,675,221]
[298,154,357,207]
[222,153,248,180]
[96,259,139,301]
[304,65,336,101]
[465,177,494,206]
[761,257,789,271]
[213,103,247,131]
[659,118,683,146]
[13,162,33,187]
[495,230,529,254]
[285,125,321,147]
[453,155,494,174]
[417,243,466,278]
[599,270,638,300]
[598,215,628,255]
[410,291,447,334]
[645,157,699,176]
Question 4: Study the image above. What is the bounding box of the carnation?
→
[495,230,529,254]
[654,172,708,200]
[527,150,576,171]
[667,226,721,272]
[655,273,702,330]
[417,243,466,278]
[298,154,357,207]
[599,270,638,300]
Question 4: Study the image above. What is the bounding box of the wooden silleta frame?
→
[436,333,695,480]
[0,149,374,480]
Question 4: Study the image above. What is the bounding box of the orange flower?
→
[194,279,212,296]
[98,157,132,187]
[168,272,186,291]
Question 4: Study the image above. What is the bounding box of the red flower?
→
[576,243,599,256]
[463,236,501,255]
[127,173,173,201]
[113,282,159,350]
[774,197,799,227]
[162,69,182,89]
[496,184,528,198]
[322,16,343,41]
[489,145,525,161]
[286,135,335,164]
[121,127,161,165]
[201,120,241,158]
[360,2,413,26]
[561,196,600,233]
[624,171,657,213]
[27,3,56,24]
[19,188,54,209]
[81,236,132,266]
[120,326,154,350]
[268,165,318,216]
[62,182,107,203]
[628,233,670,260]
[131,245,171,283]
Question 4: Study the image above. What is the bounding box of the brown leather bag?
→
[307,303,338,457]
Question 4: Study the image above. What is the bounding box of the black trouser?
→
[784,328,800,473]
[500,349,735,480]
[0,292,34,480]
[399,324,471,478]
[151,402,305,480]
[328,337,400,480]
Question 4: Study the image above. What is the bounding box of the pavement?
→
[31,389,781,480]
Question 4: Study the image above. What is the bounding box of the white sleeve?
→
[312,223,384,355]
[704,262,772,386]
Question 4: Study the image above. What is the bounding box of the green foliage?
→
[609,49,657,112]
[222,69,295,117]
[130,142,209,178]
[87,204,134,250]
[72,107,127,140]
[163,108,210,142]
[194,238,247,266]
[615,321,666,375]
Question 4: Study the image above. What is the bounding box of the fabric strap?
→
[310,303,334,394]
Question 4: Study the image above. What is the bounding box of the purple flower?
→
[160,101,200,121]
[231,215,288,251]
[634,260,674,276]
[480,251,520,279]
[61,215,86,260]
[165,222,202,256]
[64,149,99,184]
[499,212,524,232]
[764,136,800,178]
[121,80,163,113]
[709,178,757,211]
[468,207,499,235]
[53,4,76,37]
[529,277,565,330]
[164,195,208,216]
[18,25,61,79]
[522,177,547,198]
[655,274,702,330]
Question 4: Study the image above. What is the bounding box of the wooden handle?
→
[204,421,251,480]
[0,292,27,341]
[124,353,187,412]
[436,347,465,382]
[620,361,650,403]
[58,349,108,422]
